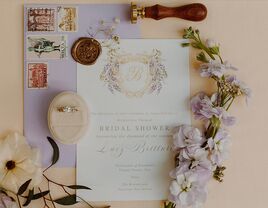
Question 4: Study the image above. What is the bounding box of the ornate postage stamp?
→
[57,6,78,32]
[27,63,48,89]
[26,35,67,59]
[27,8,56,32]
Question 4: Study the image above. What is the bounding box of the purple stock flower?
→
[190,92,213,120]
[169,171,207,208]
[226,75,252,103]
[214,107,236,126]
[171,147,213,183]
[173,125,204,150]
[208,129,231,165]
[200,60,237,78]
[179,147,212,172]
[191,92,236,126]
[171,125,213,185]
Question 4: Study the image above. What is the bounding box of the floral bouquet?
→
[165,27,251,208]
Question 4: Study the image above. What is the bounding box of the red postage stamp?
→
[27,8,56,32]
[28,63,48,89]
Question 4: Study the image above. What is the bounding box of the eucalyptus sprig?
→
[13,137,110,208]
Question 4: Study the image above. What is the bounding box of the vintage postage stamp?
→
[27,8,56,32]
[26,35,67,59]
[57,6,78,32]
[27,63,48,89]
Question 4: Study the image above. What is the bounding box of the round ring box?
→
[48,91,89,144]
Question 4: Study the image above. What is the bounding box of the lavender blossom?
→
[200,60,237,78]
[208,129,231,165]
[191,92,236,126]
[171,146,213,184]
[169,171,207,208]
[173,125,204,150]
[179,147,212,171]
[226,75,252,103]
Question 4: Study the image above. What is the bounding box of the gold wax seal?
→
[71,37,102,65]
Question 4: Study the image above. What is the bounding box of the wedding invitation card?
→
[77,39,190,201]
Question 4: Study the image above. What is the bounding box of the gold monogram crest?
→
[100,49,167,98]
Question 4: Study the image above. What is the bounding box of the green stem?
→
[46,178,56,208]
[43,174,66,187]
[211,126,217,138]
[222,96,232,107]
[218,54,224,64]
[77,196,95,208]
[38,187,49,208]
[16,195,22,208]
[226,97,235,111]
[200,44,215,60]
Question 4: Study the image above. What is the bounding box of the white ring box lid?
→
[48,91,89,144]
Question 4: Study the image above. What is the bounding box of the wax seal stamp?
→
[71,37,102,65]
[130,2,207,24]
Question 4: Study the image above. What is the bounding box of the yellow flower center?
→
[6,160,16,170]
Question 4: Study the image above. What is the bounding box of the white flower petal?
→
[0,133,43,193]
[179,191,189,206]
[176,174,185,185]
[0,171,18,193]
[30,168,43,187]
[170,180,180,196]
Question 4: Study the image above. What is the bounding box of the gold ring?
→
[57,106,78,113]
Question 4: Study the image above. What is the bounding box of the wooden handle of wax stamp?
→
[145,3,207,21]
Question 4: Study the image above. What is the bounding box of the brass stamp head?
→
[131,2,145,24]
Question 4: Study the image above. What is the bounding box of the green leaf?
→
[47,136,60,168]
[67,185,91,190]
[197,52,209,63]
[54,194,77,205]
[32,190,50,200]
[17,179,32,195]
[23,189,34,206]
[181,42,190,47]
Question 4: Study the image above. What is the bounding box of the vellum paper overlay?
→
[77,39,191,201]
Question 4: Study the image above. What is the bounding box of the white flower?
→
[208,129,231,165]
[205,39,218,48]
[169,171,207,208]
[0,133,42,193]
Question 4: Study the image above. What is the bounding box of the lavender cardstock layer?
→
[24,4,141,167]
